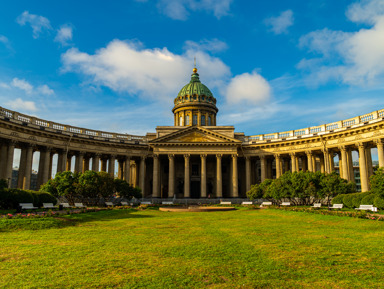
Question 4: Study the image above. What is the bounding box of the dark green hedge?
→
[0,188,57,209]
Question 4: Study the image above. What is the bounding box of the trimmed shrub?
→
[331,194,345,205]
[374,195,384,210]
[343,193,356,208]
[361,193,376,205]
[0,189,56,209]
[35,192,57,207]
[352,192,371,208]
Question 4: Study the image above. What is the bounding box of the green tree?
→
[114,179,142,199]
[77,170,101,198]
[246,179,273,200]
[319,172,356,205]
[40,171,79,204]
[97,171,115,199]
[370,167,384,198]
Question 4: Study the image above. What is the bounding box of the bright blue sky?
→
[1,0,384,137]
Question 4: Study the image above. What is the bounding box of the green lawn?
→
[1,208,384,288]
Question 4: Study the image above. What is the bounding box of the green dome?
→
[177,69,213,97]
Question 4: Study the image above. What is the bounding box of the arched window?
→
[193,115,197,125]
[201,115,205,126]
[185,115,190,126]
[179,116,183,126]
[208,116,211,126]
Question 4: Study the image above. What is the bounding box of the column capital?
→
[375,138,384,145]
[110,154,117,159]
[94,152,102,157]
[168,154,175,160]
[152,154,159,159]
[289,152,296,157]
[305,150,312,156]
[245,155,251,160]
[274,154,280,159]
[338,145,347,152]
[184,154,190,159]
[200,154,207,159]
[356,142,366,149]
[231,154,238,159]
[77,151,86,156]
[259,155,266,160]
[141,155,147,161]
[216,154,222,159]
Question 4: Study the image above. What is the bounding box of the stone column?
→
[322,150,330,173]
[108,155,116,178]
[23,145,34,190]
[216,154,222,198]
[339,146,349,180]
[0,142,8,179]
[101,158,107,172]
[201,154,207,198]
[358,143,369,192]
[232,154,238,198]
[376,139,384,167]
[124,156,131,184]
[245,156,251,191]
[328,152,335,172]
[365,147,373,179]
[312,154,317,172]
[184,154,190,198]
[320,155,325,173]
[17,147,27,188]
[139,156,146,197]
[306,151,313,172]
[168,154,175,198]
[66,154,72,171]
[117,159,124,179]
[75,152,84,173]
[5,141,15,184]
[83,157,90,172]
[260,156,266,182]
[152,154,159,197]
[198,110,201,126]
[40,147,51,186]
[347,149,355,182]
[274,154,281,179]
[92,153,100,172]
[48,153,53,179]
[290,153,297,172]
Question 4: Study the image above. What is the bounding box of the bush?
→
[352,192,371,208]
[0,189,56,209]
[343,194,356,208]
[331,194,345,205]
[35,192,57,207]
[374,195,384,210]
[361,193,376,205]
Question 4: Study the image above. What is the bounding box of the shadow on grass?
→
[0,209,153,231]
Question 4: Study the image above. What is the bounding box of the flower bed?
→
[272,206,384,221]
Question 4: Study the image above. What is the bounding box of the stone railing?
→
[0,106,147,144]
[245,109,384,143]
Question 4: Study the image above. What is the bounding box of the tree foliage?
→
[370,167,384,198]
[246,171,355,205]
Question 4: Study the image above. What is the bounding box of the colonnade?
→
[1,138,383,195]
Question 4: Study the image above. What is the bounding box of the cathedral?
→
[1,67,384,198]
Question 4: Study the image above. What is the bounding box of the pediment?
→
[149,126,241,145]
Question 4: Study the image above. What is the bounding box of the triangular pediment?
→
[149,126,241,145]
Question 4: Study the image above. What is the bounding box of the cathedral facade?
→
[1,68,384,198]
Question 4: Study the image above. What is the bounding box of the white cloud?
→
[16,11,52,39]
[156,0,232,20]
[225,71,271,105]
[61,39,231,100]
[0,82,11,89]
[54,25,73,46]
[298,0,384,86]
[6,98,37,112]
[0,35,12,50]
[264,10,294,35]
[37,84,55,96]
[183,39,228,53]
[11,78,34,94]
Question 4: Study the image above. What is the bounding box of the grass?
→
[1,208,384,288]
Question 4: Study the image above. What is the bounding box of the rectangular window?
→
[192,164,199,176]
[208,116,211,126]
[193,115,197,125]
[185,115,190,125]
[201,115,205,126]
[179,116,183,126]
